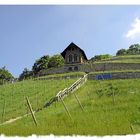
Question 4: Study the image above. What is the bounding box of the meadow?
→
[0,77,140,136]
[0,77,78,124]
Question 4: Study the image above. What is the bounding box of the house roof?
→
[61,42,88,60]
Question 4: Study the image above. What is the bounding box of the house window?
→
[74,54,78,62]
[69,54,72,63]
[74,66,78,71]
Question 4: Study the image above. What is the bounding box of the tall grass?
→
[0,79,140,136]
[0,78,77,123]
[96,55,140,63]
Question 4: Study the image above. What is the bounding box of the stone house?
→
[61,42,88,71]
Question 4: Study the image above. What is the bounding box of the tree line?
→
[116,44,140,56]
[90,44,140,62]
[19,54,64,80]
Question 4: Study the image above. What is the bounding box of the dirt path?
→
[0,113,31,126]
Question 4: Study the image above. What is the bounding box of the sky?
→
[1,5,140,77]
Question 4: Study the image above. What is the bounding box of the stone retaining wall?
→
[88,72,140,80]
[37,66,66,77]
[80,63,140,72]
[37,63,140,79]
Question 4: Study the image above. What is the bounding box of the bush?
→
[32,54,64,75]
[18,68,33,81]
[0,66,13,85]
[48,54,64,68]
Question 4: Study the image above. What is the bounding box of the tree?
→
[116,49,127,56]
[116,44,140,56]
[127,44,140,55]
[0,66,13,85]
[48,54,64,68]
[31,54,64,76]
[32,55,50,74]
[19,68,32,81]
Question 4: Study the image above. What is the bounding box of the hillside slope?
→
[0,74,81,124]
[95,55,140,63]
[1,78,140,136]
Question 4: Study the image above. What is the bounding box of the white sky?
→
[125,17,140,39]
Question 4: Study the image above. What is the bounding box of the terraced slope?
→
[96,55,140,63]
[0,75,80,124]
[1,78,140,136]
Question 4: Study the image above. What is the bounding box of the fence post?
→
[24,95,28,115]
[60,97,72,120]
[36,93,39,110]
[112,90,115,105]
[2,99,6,123]
[130,124,134,132]
[25,96,38,126]
[73,92,84,111]
[44,84,46,94]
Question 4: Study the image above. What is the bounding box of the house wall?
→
[65,49,84,64]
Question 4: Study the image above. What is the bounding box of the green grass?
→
[103,59,140,63]
[113,55,140,59]
[0,78,78,123]
[89,70,140,75]
[1,78,140,136]
[94,60,140,64]
[93,55,140,63]
[36,72,85,79]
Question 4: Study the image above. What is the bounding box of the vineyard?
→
[0,72,140,136]
[0,74,80,124]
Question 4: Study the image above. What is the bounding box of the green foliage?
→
[96,89,104,98]
[96,82,119,99]
[18,68,32,81]
[0,66,13,85]
[90,54,112,62]
[116,44,140,56]
[106,83,119,96]
[48,54,64,68]
[32,55,50,74]
[0,75,78,124]
[116,49,127,56]
[32,54,64,75]
[127,44,140,55]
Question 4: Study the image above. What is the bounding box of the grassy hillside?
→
[1,78,140,136]
[0,75,79,124]
[94,55,140,63]
[37,72,85,79]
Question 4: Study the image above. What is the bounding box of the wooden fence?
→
[44,74,88,108]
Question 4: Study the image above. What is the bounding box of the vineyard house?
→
[61,42,88,71]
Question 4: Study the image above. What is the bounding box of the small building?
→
[61,42,88,71]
